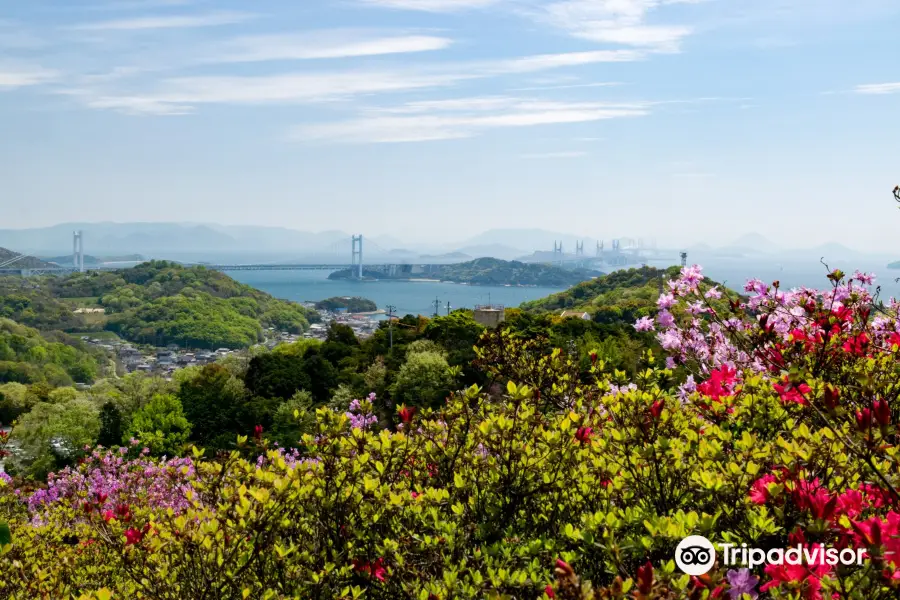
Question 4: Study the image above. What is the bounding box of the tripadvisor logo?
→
[675,535,866,575]
[675,536,716,576]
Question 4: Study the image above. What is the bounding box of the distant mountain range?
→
[0,223,889,265]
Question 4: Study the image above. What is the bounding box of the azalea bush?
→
[1,266,900,599]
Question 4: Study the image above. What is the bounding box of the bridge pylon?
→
[351,235,364,279]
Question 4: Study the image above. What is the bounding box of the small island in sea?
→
[314,296,378,313]
[328,257,603,287]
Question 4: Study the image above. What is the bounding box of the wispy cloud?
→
[68,11,253,31]
[520,151,587,158]
[533,0,700,51]
[204,32,453,64]
[510,81,623,91]
[0,66,57,88]
[854,82,900,95]
[65,48,646,114]
[359,0,501,12]
[290,97,649,143]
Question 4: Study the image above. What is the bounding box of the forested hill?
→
[521,265,735,323]
[331,257,603,286]
[0,261,317,349]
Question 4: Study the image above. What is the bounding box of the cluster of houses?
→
[117,345,233,375]
[80,337,236,376]
[303,309,380,341]
[77,305,382,378]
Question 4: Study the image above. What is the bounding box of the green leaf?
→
[0,521,11,547]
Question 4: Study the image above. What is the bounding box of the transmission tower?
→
[680,251,688,267]
[351,235,363,279]
[385,305,396,349]
[432,297,441,317]
[446,301,451,316]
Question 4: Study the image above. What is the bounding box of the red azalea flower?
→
[856,408,872,432]
[773,377,811,405]
[750,474,778,505]
[102,510,115,523]
[874,400,891,427]
[124,528,143,545]
[887,332,900,349]
[649,400,664,419]
[544,584,555,598]
[574,426,592,444]
[398,405,417,424]
[253,425,263,440]
[636,561,653,595]
[554,559,574,577]
[823,385,840,410]
[760,562,831,600]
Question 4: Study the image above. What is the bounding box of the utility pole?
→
[385,305,396,349]
[432,297,441,317]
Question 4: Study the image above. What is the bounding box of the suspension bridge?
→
[0,231,662,277]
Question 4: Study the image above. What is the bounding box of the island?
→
[889,261,900,270]
[314,296,378,313]
[328,257,603,287]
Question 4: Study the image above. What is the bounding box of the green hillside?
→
[0,261,317,349]
[520,265,677,319]
[330,257,602,287]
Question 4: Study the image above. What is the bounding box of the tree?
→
[8,399,100,479]
[270,390,316,448]
[390,350,455,409]
[125,394,191,457]
[0,382,29,424]
[97,401,124,448]
[178,364,247,449]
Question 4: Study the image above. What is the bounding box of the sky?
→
[2,0,899,251]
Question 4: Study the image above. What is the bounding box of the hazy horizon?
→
[3,1,899,251]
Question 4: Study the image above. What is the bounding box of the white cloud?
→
[206,32,453,63]
[69,11,253,31]
[359,0,500,12]
[854,82,900,95]
[520,151,587,158]
[0,67,57,88]
[291,97,649,143]
[535,0,697,50]
[66,48,646,114]
[510,81,623,91]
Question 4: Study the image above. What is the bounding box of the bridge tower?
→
[351,235,364,279]
[575,241,584,257]
[596,241,603,256]
[73,231,84,273]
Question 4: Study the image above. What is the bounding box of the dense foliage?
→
[2,266,900,599]
[0,319,104,389]
[330,257,603,287]
[315,297,378,313]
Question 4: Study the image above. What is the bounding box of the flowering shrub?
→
[1,266,900,598]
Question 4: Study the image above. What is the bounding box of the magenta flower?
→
[633,316,655,332]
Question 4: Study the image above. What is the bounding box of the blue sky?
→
[2,0,899,250]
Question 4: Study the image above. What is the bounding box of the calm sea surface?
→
[230,270,567,317]
[231,256,900,317]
